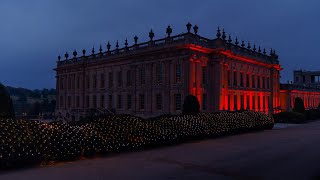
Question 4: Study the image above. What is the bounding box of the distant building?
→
[55,23,281,121]
[294,70,320,88]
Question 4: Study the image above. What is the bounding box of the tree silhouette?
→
[182,95,200,114]
[0,83,15,119]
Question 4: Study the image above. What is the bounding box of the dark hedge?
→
[0,111,274,169]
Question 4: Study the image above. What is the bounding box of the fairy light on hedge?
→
[0,111,273,168]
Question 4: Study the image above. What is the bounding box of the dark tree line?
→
[0,83,15,119]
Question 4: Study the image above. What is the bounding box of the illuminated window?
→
[156,64,164,84]
[139,94,145,110]
[108,72,113,88]
[117,95,122,109]
[127,70,131,86]
[156,94,162,110]
[100,94,104,108]
[203,94,207,111]
[140,67,146,85]
[175,94,182,110]
[100,74,105,88]
[127,94,132,109]
[202,66,207,85]
[175,64,182,83]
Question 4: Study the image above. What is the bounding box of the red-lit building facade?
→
[55,24,281,121]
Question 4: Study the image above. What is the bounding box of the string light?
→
[0,111,273,168]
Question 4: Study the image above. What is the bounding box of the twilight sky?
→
[0,0,319,89]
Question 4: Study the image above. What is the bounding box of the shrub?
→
[273,111,306,123]
[182,95,200,115]
[293,97,305,114]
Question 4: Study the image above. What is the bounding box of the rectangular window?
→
[60,77,64,90]
[246,74,250,88]
[303,76,306,83]
[100,94,104,108]
[139,94,145,110]
[175,64,182,83]
[252,75,255,88]
[227,70,231,86]
[156,94,162,110]
[262,77,265,89]
[93,95,97,108]
[60,96,63,108]
[93,74,97,89]
[156,64,164,84]
[68,96,71,107]
[117,95,122,109]
[257,76,261,88]
[127,94,132,109]
[234,95,237,110]
[203,94,207,111]
[118,71,122,87]
[175,94,182,110]
[228,95,231,110]
[100,74,105,88]
[77,76,80,89]
[202,66,207,85]
[252,96,255,110]
[263,96,265,110]
[140,68,146,85]
[246,95,250,110]
[86,75,90,89]
[76,96,80,107]
[258,96,261,109]
[86,95,90,108]
[240,95,244,110]
[109,72,113,88]
[68,77,71,90]
[240,73,244,87]
[233,71,237,86]
[108,95,113,109]
[127,70,131,86]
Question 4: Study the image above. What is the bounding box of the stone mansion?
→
[55,23,319,121]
